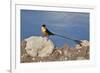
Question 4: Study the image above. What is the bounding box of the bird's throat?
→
[41,27,46,32]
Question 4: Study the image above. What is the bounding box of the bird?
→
[41,24,54,37]
[41,24,82,45]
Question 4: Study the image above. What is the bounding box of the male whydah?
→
[41,24,82,45]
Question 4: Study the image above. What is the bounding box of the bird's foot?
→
[43,36,49,41]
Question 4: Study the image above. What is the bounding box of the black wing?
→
[46,28,55,35]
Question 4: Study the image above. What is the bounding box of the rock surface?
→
[23,36,54,57]
[21,36,89,63]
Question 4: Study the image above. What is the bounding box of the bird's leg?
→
[41,34,45,37]
[42,35,49,41]
[41,33,49,41]
[44,36,49,41]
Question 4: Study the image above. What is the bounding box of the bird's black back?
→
[46,28,55,35]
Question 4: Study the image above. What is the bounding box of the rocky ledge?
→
[21,36,89,63]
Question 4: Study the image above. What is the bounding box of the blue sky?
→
[21,10,89,47]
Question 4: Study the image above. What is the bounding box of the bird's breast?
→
[41,27,46,33]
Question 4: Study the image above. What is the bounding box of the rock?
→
[62,44,70,57]
[75,40,89,49]
[21,54,33,63]
[80,40,89,47]
[51,49,63,60]
[21,39,89,62]
[76,57,86,60]
[24,36,54,57]
[75,40,89,58]
[21,40,27,57]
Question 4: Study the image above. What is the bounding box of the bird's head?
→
[42,24,46,27]
[41,24,46,32]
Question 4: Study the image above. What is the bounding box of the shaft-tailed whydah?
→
[41,24,82,45]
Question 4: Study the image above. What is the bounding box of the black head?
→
[42,24,46,27]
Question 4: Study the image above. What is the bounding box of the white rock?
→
[25,36,54,57]
[75,40,89,49]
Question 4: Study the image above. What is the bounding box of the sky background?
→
[21,10,89,47]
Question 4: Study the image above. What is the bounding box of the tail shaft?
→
[54,33,81,44]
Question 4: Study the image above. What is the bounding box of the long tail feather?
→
[54,33,82,44]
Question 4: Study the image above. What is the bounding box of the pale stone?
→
[80,40,89,47]
[24,36,54,57]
